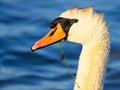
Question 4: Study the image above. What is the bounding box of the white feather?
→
[60,6,110,90]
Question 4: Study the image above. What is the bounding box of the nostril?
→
[49,28,57,36]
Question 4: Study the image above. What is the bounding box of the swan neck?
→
[74,39,110,90]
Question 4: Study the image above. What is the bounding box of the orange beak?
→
[32,23,66,51]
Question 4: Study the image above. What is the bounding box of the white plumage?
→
[59,7,110,90]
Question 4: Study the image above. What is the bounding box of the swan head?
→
[32,6,102,51]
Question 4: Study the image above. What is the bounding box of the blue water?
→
[0,0,120,90]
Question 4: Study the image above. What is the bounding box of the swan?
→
[32,6,110,90]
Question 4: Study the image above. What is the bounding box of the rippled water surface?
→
[0,0,120,90]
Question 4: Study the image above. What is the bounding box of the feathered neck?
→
[60,7,110,90]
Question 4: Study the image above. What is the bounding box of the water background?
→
[0,0,120,90]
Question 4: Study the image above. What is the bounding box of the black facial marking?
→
[50,17,78,39]
[49,28,57,36]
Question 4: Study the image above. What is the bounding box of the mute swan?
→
[32,6,110,90]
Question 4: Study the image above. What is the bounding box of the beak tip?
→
[31,44,38,52]
[31,47,35,52]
